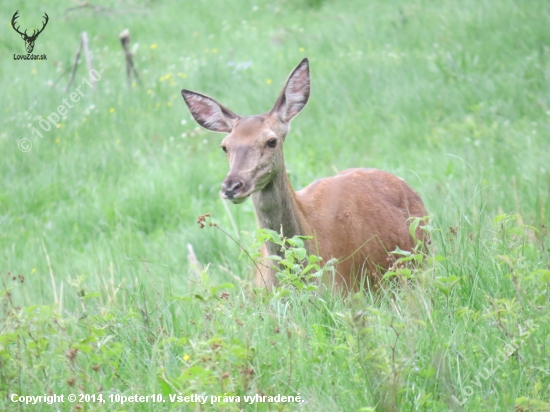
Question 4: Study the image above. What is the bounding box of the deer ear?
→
[181,90,239,133]
[270,58,310,124]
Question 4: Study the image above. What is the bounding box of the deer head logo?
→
[11,11,49,54]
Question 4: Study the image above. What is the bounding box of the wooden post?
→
[66,32,95,91]
[119,29,141,87]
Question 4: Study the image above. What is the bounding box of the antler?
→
[29,13,49,40]
[11,11,26,37]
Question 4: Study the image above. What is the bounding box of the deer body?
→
[182,59,427,290]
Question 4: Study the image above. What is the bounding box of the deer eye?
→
[266,138,277,148]
[221,145,227,153]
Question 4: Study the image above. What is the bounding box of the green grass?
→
[1,0,550,410]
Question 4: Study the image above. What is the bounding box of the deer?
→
[11,11,49,54]
[181,58,428,291]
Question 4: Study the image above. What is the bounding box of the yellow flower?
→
[183,354,190,361]
[56,123,62,128]
[116,139,121,144]
[167,102,172,107]
[299,47,305,53]
[31,268,36,274]
[55,138,60,144]
[31,69,37,74]
[109,108,115,113]
[150,43,158,49]
[212,49,218,53]
[147,90,152,95]
[266,79,272,85]
[132,81,136,87]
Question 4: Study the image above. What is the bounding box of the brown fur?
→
[292,168,427,289]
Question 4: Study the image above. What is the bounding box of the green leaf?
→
[311,270,324,278]
[169,295,193,301]
[529,269,550,283]
[286,237,304,248]
[302,264,317,275]
[493,214,506,224]
[179,366,213,381]
[382,271,398,280]
[294,248,307,261]
[263,229,282,244]
[408,217,420,240]
[419,367,435,378]
[308,254,321,264]
[82,292,101,300]
[157,374,173,396]
[391,246,412,257]
[73,343,94,353]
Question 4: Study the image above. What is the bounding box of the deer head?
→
[181,58,310,203]
[11,11,49,54]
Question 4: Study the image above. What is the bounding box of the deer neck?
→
[251,169,308,254]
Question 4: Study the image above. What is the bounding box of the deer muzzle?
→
[221,176,248,203]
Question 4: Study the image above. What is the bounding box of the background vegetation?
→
[1,0,549,410]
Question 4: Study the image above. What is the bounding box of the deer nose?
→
[221,179,244,199]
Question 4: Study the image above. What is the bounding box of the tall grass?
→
[1,0,549,410]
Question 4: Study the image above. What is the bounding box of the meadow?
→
[1,0,549,410]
